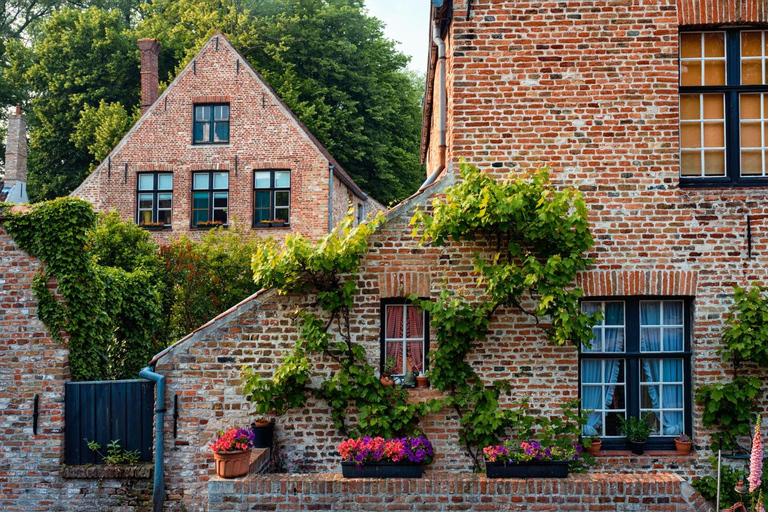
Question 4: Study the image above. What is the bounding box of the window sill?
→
[190,143,231,148]
[192,225,228,230]
[61,463,153,479]
[253,224,290,229]
[679,179,768,189]
[593,450,696,458]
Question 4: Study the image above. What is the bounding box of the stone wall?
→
[208,472,712,512]
[0,225,153,511]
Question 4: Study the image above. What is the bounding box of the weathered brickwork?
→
[71,32,374,242]
[0,226,152,511]
[208,472,711,512]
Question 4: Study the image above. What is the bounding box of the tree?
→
[13,7,140,201]
[73,100,139,169]
[139,0,425,204]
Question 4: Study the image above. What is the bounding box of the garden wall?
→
[0,224,153,511]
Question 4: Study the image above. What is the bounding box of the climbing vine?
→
[1,200,164,380]
[696,284,768,451]
[243,211,442,438]
[410,162,600,469]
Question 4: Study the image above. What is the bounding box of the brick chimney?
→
[4,106,27,188]
[137,38,161,114]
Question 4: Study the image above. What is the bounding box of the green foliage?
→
[692,457,768,509]
[245,211,442,438]
[409,162,599,469]
[618,413,654,443]
[159,223,263,341]
[73,99,139,169]
[2,199,164,380]
[721,285,768,367]
[696,377,763,451]
[87,439,141,465]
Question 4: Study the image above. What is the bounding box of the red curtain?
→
[385,306,404,374]
[406,306,424,373]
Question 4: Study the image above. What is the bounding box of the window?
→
[192,171,228,227]
[253,170,290,226]
[357,204,364,226]
[580,298,691,450]
[380,300,429,377]
[193,104,229,144]
[137,172,173,228]
[680,30,768,185]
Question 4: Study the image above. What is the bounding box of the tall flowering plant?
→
[209,428,256,453]
[749,416,765,512]
[337,436,434,468]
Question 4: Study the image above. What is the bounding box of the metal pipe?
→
[328,164,334,231]
[419,20,447,192]
[716,448,722,512]
[140,366,166,512]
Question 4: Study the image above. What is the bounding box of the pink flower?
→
[749,416,764,493]
[756,492,765,512]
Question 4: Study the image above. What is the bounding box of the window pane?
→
[605,302,624,325]
[275,190,290,207]
[703,94,724,120]
[742,150,763,175]
[157,209,171,225]
[742,122,762,147]
[742,60,763,85]
[274,207,289,222]
[681,151,702,176]
[704,150,726,176]
[193,209,209,225]
[680,33,701,59]
[254,171,271,189]
[680,94,699,120]
[664,328,684,351]
[193,122,206,143]
[213,208,227,224]
[158,193,172,209]
[640,302,661,325]
[214,105,229,120]
[703,122,724,147]
[386,305,405,338]
[214,121,229,142]
[681,124,700,148]
[680,60,702,86]
[641,327,661,351]
[193,173,209,190]
[663,302,683,325]
[254,209,270,223]
[704,61,726,86]
[743,31,763,57]
[138,193,153,209]
[275,171,291,188]
[604,328,624,352]
[605,412,624,437]
[213,172,228,189]
[193,192,209,210]
[255,190,270,209]
[582,302,601,315]
[582,360,601,383]
[704,32,725,58]
[385,341,404,375]
[138,174,154,191]
[195,105,210,121]
[405,305,424,338]
[158,174,173,190]
[213,192,228,208]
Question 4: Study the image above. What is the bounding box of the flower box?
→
[485,460,569,479]
[341,461,424,478]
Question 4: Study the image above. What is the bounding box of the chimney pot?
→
[14,105,21,116]
[138,38,161,114]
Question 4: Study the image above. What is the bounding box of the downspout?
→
[140,366,166,512]
[419,20,447,192]
[328,164,334,232]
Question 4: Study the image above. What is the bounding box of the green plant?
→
[618,413,653,443]
[692,457,768,509]
[87,439,140,465]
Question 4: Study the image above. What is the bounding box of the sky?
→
[365,0,431,75]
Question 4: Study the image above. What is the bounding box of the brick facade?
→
[71,32,378,242]
[0,225,152,511]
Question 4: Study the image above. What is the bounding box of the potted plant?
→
[139,221,167,230]
[618,414,653,455]
[197,220,223,229]
[483,439,582,478]
[674,433,692,455]
[415,371,429,388]
[584,435,602,456]
[380,358,396,387]
[210,427,255,478]
[271,218,288,227]
[338,435,434,478]
[251,417,275,449]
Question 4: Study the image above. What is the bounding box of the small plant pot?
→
[251,421,275,449]
[380,376,394,387]
[629,441,645,455]
[213,449,251,478]
[416,376,429,388]
[675,440,692,455]
[585,439,602,456]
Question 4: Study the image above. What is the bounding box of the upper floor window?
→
[380,300,428,377]
[680,30,768,186]
[137,172,173,228]
[192,171,228,228]
[253,170,290,226]
[193,104,229,144]
[580,298,691,450]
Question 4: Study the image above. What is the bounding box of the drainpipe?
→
[328,164,334,232]
[419,20,447,192]
[140,366,166,512]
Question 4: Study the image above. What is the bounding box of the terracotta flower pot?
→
[675,439,692,455]
[585,439,602,456]
[416,376,429,388]
[380,376,394,386]
[213,449,251,478]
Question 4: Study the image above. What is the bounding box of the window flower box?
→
[139,222,168,230]
[338,435,433,479]
[485,460,569,479]
[196,220,224,229]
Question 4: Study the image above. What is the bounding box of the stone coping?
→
[61,463,153,479]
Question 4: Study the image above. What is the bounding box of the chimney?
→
[137,38,161,114]
[4,106,27,188]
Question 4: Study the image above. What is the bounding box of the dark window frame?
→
[191,171,229,228]
[252,169,291,227]
[578,296,693,451]
[136,171,173,229]
[379,298,431,378]
[680,28,768,187]
[192,103,230,145]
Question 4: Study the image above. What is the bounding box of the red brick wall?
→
[0,225,152,510]
[71,34,363,242]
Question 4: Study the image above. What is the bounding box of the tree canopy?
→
[3,0,425,204]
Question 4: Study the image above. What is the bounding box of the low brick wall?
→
[208,472,713,512]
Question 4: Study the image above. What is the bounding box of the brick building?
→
[72,32,381,241]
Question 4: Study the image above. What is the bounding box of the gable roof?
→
[72,31,368,201]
